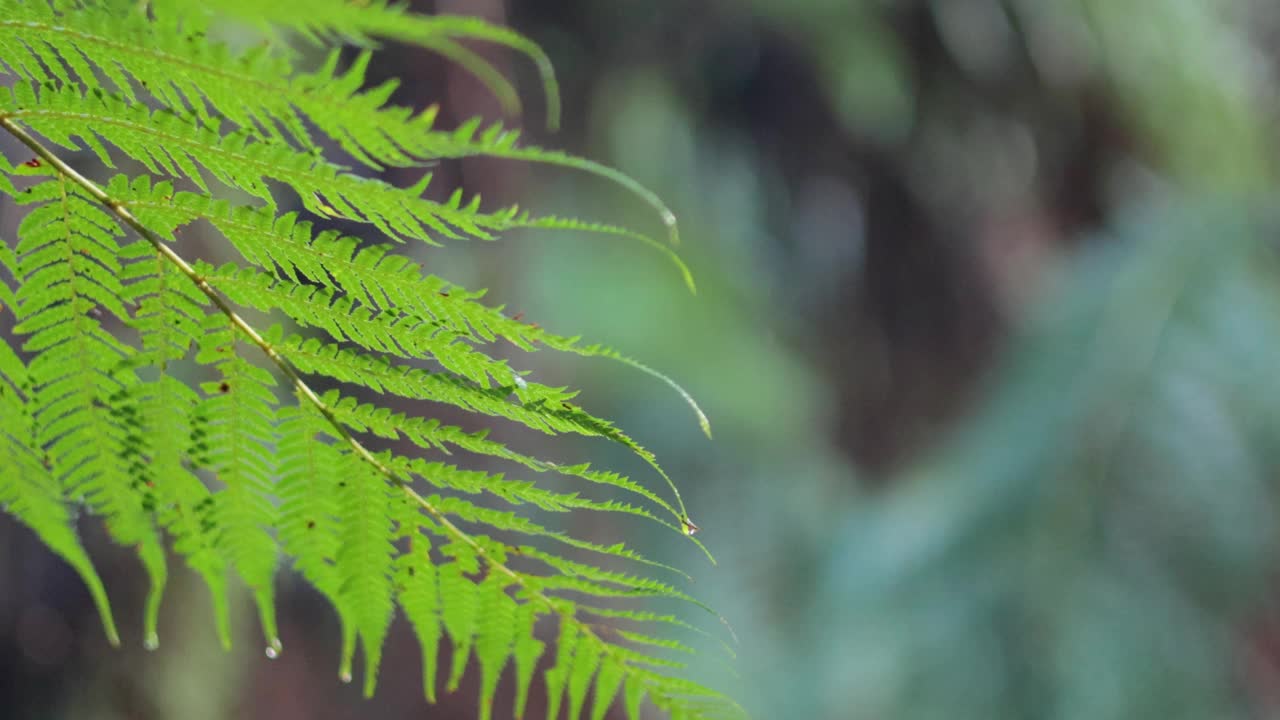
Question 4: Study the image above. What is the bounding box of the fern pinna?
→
[0,1,741,717]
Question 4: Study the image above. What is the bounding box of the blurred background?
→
[7,0,1280,718]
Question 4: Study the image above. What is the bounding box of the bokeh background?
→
[7,0,1280,718]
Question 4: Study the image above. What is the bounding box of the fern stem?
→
[0,117,728,697]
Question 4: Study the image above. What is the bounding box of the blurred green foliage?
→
[512,1,1280,718]
[817,203,1280,719]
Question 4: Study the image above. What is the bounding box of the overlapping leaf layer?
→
[0,1,739,717]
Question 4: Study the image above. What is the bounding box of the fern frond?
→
[512,545,701,607]
[0,3,742,716]
[0,0,305,141]
[475,571,522,720]
[0,313,119,646]
[115,238,235,646]
[276,401,352,652]
[0,0,680,244]
[1,82,498,237]
[334,449,398,697]
[411,459,669,526]
[437,555,481,693]
[565,624,602,720]
[329,392,683,521]
[6,78,694,287]
[545,616,581,720]
[8,170,169,644]
[105,182,708,432]
[2,2,518,166]
[510,600,545,719]
[120,240,205,360]
[192,315,280,648]
[173,0,562,128]
[423,493,679,579]
[198,264,526,390]
[393,529,443,701]
[396,474,732,719]
[414,119,682,247]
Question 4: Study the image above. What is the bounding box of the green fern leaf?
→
[7,170,168,645]
[394,530,443,702]
[481,602,529,717]
[118,240,233,647]
[193,316,280,648]
[0,321,119,645]
[276,402,351,648]
[0,2,742,717]
[440,561,481,693]
[544,614,581,720]
[590,657,627,720]
[566,632,603,720]
[334,451,397,697]
[0,0,689,251]
[510,600,546,719]
[173,0,561,127]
